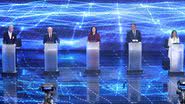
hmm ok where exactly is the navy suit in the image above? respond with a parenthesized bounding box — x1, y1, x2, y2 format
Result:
(126, 30, 142, 43)
(3, 32, 17, 44)
(43, 33, 60, 44)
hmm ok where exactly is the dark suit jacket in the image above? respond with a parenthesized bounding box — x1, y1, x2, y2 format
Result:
(3, 32, 17, 44)
(126, 30, 142, 43)
(43, 33, 60, 44)
(88, 33, 100, 42)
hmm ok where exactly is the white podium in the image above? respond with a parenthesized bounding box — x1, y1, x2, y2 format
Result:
(44, 43, 58, 72)
(85, 42, 100, 75)
(169, 44, 184, 75)
(2, 44, 16, 73)
(127, 42, 142, 74)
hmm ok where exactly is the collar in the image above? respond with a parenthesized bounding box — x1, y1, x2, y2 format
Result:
(8, 31, 12, 35)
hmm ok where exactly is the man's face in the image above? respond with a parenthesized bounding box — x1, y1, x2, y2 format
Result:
(48, 27, 53, 34)
(8, 26, 14, 33)
(131, 24, 136, 31)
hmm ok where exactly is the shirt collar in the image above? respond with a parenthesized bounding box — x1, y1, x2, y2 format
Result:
(8, 31, 12, 35)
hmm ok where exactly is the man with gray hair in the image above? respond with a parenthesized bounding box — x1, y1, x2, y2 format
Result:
(3, 25, 17, 44)
(43, 27, 60, 44)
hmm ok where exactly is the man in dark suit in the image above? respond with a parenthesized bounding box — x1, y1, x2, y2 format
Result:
(3, 25, 17, 44)
(126, 23, 142, 43)
(43, 27, 60, 44)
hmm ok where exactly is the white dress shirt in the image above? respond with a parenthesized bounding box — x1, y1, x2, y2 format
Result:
(8, 31, 12, 39)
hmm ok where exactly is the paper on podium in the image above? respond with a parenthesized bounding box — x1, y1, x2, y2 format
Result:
(170, 44, 184, 72)
(128, 42, 142, 71)
(44, 43, 58, 72)
(86, 42, 100, 70)
(2, 44, 16, 73)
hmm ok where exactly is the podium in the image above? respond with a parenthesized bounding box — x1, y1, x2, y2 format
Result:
(44, 43, 58, 73)
(2, 44, 16, 74)
(169, 44, 184, 76)
(127, 42, 142, 74)
(85, 42, 100, 75)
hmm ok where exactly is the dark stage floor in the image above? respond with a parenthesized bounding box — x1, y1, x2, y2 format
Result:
(0, 50, 184, 104)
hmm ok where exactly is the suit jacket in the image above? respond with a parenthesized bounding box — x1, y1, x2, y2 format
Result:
(43, 33, 60, 44)
(88, 33, 100, 42)
(3, 32, 17, 44)
(126, 30, 142, 43)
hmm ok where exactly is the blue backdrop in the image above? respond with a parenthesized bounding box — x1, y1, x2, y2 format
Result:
(0, 0, 185, 51)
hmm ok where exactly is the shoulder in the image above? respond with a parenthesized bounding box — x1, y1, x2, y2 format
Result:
(168, 37, 172, 41)
(127, 30, 132, 34)
(53, 32, 57, 35)
(96, 33, 100, 36)
(3, 32, 8, 35)
(88, 33, 91, 36)
(44, 34, 48, 37)
(137, 30, 141, 33)
(13, 33, 17, 36)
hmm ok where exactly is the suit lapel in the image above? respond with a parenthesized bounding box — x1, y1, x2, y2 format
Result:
(131, 31, 135, 38)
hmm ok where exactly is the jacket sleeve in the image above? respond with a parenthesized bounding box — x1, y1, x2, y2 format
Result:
(87, 34, 90, 42)
(138, 31, 142, 42)
(13, 34, 17, 44)
(43, 35, 46, 44)
(3, 32, 6, 44)
(97, 34, 100, 42)
(126, 31, 130, 43)
(56, 34, 60, 43)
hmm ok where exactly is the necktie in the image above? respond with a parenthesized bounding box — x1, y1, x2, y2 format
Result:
(133, 30, 136, 37)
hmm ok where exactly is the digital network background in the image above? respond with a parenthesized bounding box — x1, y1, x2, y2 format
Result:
(0, 0, 185, 51)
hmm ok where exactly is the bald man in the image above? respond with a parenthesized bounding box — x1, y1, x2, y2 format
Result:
(43, 27, 60, 44)
(3, 25, 17, 44)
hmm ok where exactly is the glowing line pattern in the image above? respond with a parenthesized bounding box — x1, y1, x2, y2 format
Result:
(0, 1, 185, 50)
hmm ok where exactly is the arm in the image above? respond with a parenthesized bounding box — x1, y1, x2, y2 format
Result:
(177, 37, 180, 43)
(87, 34, 91, 42)
(126, 31, 130, 43)
(97, 34, 100, 42)
(43, 35, 46, 44)
(56, 34, 60, 43)
(13, 34, 17, 44)
(168, 38, 171, 47)
(138, 31, 142, 42)
(3, 33, 6, 44)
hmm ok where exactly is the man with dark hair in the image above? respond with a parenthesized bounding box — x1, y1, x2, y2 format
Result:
(126, 23, 142, 43)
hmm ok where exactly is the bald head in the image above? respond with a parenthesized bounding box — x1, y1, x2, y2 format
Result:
(8, 25, 14, 33)
(47, 27, 53, 34)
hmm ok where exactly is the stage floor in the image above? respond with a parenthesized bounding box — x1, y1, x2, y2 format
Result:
(0, 50, 183, 104)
